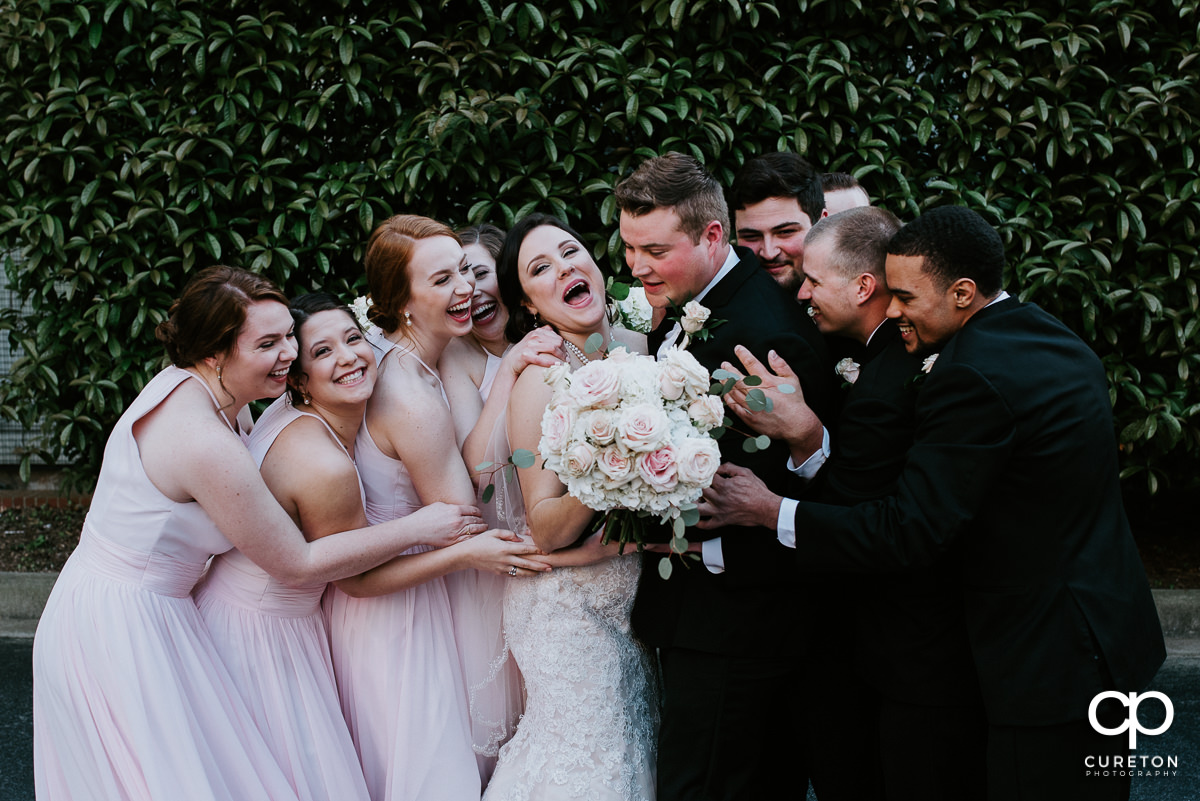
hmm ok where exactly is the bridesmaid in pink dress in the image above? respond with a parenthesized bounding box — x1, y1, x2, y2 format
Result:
(33, 267, 486, 801)
(324, 214, 553, 801)
(194, 293, 380, 801)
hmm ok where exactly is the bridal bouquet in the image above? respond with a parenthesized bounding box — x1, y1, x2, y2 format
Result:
(538, 346, 723, 566)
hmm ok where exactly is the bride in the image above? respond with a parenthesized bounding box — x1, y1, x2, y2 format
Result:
(478, 214, 657, 801)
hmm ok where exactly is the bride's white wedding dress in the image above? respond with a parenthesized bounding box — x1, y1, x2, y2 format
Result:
(480, 418, 657, 801)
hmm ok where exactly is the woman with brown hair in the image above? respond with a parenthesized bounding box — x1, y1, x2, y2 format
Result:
(324, 215, 551, 801)
(32, 266, 485, 801)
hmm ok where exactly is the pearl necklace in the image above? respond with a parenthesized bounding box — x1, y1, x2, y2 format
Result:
(563, 337, 596, 366)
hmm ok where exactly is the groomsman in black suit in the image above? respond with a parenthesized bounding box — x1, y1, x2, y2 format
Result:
(723, 206, 988, 800)
(702, 206, 1166, 801)
(614, 152, 835, 801)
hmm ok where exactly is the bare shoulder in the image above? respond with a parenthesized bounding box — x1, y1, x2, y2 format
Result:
(511, 363, 554, 406)
(611, 328, 648, 356)
(440, 335, 488, 388)
(135, 380, 260, 501)
(262, 417, 359, 504)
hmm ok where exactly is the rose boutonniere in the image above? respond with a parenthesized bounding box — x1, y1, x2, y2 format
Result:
(908, 352, 940, 387)
(667, 299, 726, 349)
(834, 357, 861, 388)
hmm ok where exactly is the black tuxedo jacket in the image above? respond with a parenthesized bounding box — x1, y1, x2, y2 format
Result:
(631, 246, 834, 656)
(787, 298, 1165, 725)
(827, 321, 978, 705)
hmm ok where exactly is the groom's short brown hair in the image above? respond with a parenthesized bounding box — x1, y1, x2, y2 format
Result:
(614, 152, 728, 245)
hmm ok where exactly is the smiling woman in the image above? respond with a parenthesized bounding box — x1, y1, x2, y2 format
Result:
(194, 293, 377, 801)
(323, 215, 550, 801)
(31, 266, 487, 801)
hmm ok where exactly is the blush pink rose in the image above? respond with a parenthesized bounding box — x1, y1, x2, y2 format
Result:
(597, 446, 633, 482)
(636, 447, 678, 492)
(687, 395, 725, 430)
(584, 410, 617, 445)
(617, 403, 669, 452)
(675, 437, 721, 485)
(568, 361, 621, 409)
(540, 404, 576, 453)
(564, 442, 598, 477)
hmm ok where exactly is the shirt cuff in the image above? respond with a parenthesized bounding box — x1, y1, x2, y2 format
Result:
(702, 538, 725, 574)
(786, 427, 830, 480)
(776, 498, 798, 549)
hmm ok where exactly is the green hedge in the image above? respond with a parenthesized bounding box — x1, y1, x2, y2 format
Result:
(1, 0, 1198, 493)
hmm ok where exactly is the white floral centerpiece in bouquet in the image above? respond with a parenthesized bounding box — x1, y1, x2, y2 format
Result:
(536, 345, 723, 576)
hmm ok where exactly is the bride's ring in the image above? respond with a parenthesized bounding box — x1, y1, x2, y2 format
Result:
(508, 566, 518, 577)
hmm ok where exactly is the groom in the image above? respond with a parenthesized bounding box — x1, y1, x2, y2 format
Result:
(614, 152, 835, 800)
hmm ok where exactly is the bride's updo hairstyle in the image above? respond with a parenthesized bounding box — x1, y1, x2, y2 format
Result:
(284, 292, 361, 406)
(364, 214, 461, 334)
(155, 265, 288, 367)
(496, 213, 588, 344)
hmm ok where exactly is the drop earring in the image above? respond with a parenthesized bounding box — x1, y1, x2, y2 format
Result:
(404, 310, 413, 327)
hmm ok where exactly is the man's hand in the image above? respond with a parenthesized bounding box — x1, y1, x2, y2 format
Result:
(722, 346, 823, 461)
(696, 464, 784, 531)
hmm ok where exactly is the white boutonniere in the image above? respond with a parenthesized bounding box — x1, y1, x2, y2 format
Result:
(908, 352, 940, 388)
(834, 357, 861, 386)
(670, 299, 725, 349)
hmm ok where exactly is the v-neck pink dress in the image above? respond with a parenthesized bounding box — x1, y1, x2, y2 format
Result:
(323, 337, 480, 801)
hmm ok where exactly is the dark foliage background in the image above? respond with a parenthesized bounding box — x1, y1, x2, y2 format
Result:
(1, 0, 1198, 497)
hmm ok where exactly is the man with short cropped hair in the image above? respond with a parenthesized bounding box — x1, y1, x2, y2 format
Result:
(615, 152, 834, 801)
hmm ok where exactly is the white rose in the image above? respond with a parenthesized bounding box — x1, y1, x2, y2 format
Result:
(675, 436, 722, 486)
(584, 409, 617, 445)
(617, 403, 670, 453)
(543, 362, 571, 392)
(540, 404, 575, 454)
(922, 353, 939, 374)
(564, 442, 598, 477)
(659, 347, 711, 399)
(835, 357, 861, 384)
(680, 300, 711, 334)
(568, 360, 622, 409)
(687, 395, 725, 430)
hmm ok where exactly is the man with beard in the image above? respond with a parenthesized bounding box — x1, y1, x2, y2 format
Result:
(728, 151, 826, 296)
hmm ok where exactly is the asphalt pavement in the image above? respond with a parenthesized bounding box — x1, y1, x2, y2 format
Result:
(3, 636, 1199, 800)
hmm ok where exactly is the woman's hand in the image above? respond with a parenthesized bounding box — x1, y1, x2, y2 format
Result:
(538, 529, 625, 567)
(410, 502, 489, 549)
(504, 326, 564, 379)
(458, 528, 553, 576)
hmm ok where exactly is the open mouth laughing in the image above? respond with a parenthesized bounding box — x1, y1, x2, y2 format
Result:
(447, 299, 472, 324)
(562, 279, 592, 307)
(471, 299, 498, 325)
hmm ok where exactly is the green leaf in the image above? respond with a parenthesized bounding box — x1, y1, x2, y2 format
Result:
(511, 449, 536, 469)
(481, 483, 495, 503)
(658, 557, 673, 580)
